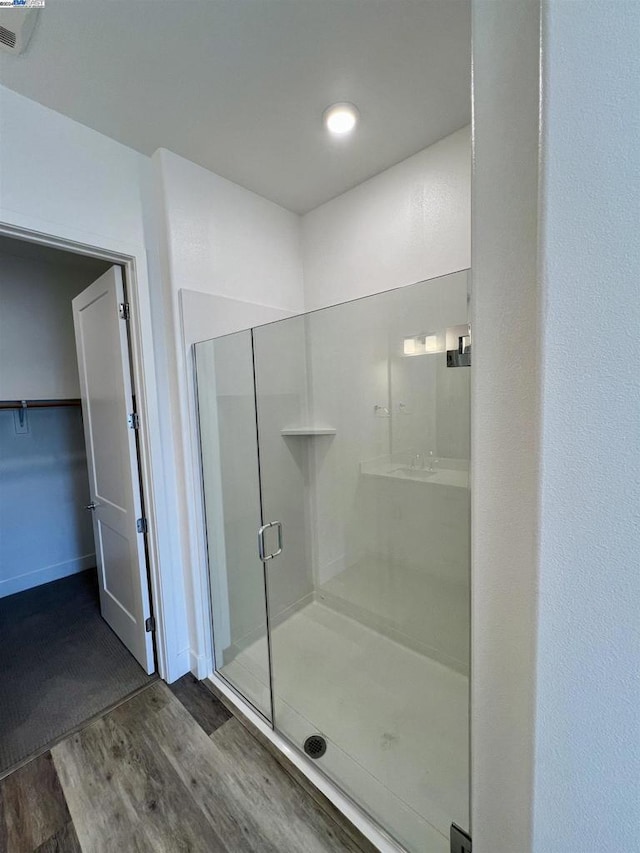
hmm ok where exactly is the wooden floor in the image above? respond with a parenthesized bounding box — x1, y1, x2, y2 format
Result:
(0, 676, 372, 853)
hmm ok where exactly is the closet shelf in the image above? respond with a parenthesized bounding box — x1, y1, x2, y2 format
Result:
(0, 399, 82, 410)
(280, 427, 337, 436)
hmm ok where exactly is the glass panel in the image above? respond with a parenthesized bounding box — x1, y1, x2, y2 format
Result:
(194, 331, 272, 720)
(252, 272, 470, 853)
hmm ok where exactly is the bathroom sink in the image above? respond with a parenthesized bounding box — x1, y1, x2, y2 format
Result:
(391, 466, 437, 480)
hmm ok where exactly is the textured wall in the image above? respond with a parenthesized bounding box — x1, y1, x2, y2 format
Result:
(0, 86, 148, 248)
(533, 2, 640, 850)
(155, 148, 304, 308)
(302, 126, 470, 310)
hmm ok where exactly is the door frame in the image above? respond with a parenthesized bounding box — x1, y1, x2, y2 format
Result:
(0, 220, 170, 680)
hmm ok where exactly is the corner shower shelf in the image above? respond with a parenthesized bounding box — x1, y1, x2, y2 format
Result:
(280, 427, 337, 436)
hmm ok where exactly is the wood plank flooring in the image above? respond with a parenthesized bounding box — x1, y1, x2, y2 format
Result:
(0, 753, 79, 853)
(168, 673, 232, 735)
(0, 677, 373, 853)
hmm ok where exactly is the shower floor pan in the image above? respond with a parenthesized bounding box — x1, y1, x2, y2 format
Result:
(220, 601, 468, 853)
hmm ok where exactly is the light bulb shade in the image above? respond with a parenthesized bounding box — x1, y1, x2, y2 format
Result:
(403, 334, 441, 356)
(403, 337, 418, 356)
(423, 335, 439, 354)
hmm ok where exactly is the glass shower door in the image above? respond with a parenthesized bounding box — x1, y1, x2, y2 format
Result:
(195, 330, 272, 720)
(252, 272, 470, 853)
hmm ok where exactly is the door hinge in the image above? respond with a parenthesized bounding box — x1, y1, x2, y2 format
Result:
(128, 412, 140, 430)
(136, 517, 147, 534)
(145, 616, 155, 633)
(450, 824, 472, 853)
(119, 302, 130, 320)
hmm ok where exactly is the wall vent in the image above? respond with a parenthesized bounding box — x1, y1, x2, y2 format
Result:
(0, 9, 39, 55)
(0, 26, 17, 50)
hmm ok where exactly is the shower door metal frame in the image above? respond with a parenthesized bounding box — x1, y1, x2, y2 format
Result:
(249, 328, 277, 728)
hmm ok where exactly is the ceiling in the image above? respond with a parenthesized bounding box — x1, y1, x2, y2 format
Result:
(0, 1, 471, 214)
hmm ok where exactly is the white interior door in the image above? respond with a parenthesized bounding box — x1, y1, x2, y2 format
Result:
(72, 266, 155, 674)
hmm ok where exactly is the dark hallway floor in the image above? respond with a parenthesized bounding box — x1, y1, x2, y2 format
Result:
(0, 571, 155, 776)
(0, 678, 373, 853)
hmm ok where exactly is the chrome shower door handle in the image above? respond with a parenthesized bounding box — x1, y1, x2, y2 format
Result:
(258, 521, 283, 562)
(258, 524, 269, 561)
(271, 521, 283, 559)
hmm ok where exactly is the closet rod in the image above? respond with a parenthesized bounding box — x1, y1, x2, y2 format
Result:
(0, 399, 82, 410)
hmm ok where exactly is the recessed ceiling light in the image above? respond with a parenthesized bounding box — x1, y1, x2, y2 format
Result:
(323, 102, 359, 136)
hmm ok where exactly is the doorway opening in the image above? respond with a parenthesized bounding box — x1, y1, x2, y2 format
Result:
(0, 234, 157, 777)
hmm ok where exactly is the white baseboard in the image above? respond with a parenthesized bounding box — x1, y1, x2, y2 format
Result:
(0, 554, 97, 599)
(189, 649, 210, 681)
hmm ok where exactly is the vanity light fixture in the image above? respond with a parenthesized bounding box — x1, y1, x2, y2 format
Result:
(323, 102, 359, 136)
(403, 334, 440, 356)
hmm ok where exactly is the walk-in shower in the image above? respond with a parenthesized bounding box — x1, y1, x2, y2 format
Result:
(195, 270, 471, 853)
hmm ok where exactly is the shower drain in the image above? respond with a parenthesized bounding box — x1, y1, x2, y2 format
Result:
(303, 734, 327, 759)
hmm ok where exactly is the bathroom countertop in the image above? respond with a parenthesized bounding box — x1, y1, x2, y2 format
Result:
(360, 459, 469, 489)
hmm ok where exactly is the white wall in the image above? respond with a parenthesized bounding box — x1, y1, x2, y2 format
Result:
(0, 407, 95, 597)
(179, 290, 292, 349)
(471, 2, 640, 851)
(0, 85, 187, 681)
(533, 2, 640, 850)
(152, 148, 305, 676)
(155, 149, 304, 308)
(0, 248, 109, 596)
(0, 250, 107, 400)
(302, 126, 471, 310)
(0, 87, 148, 251)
